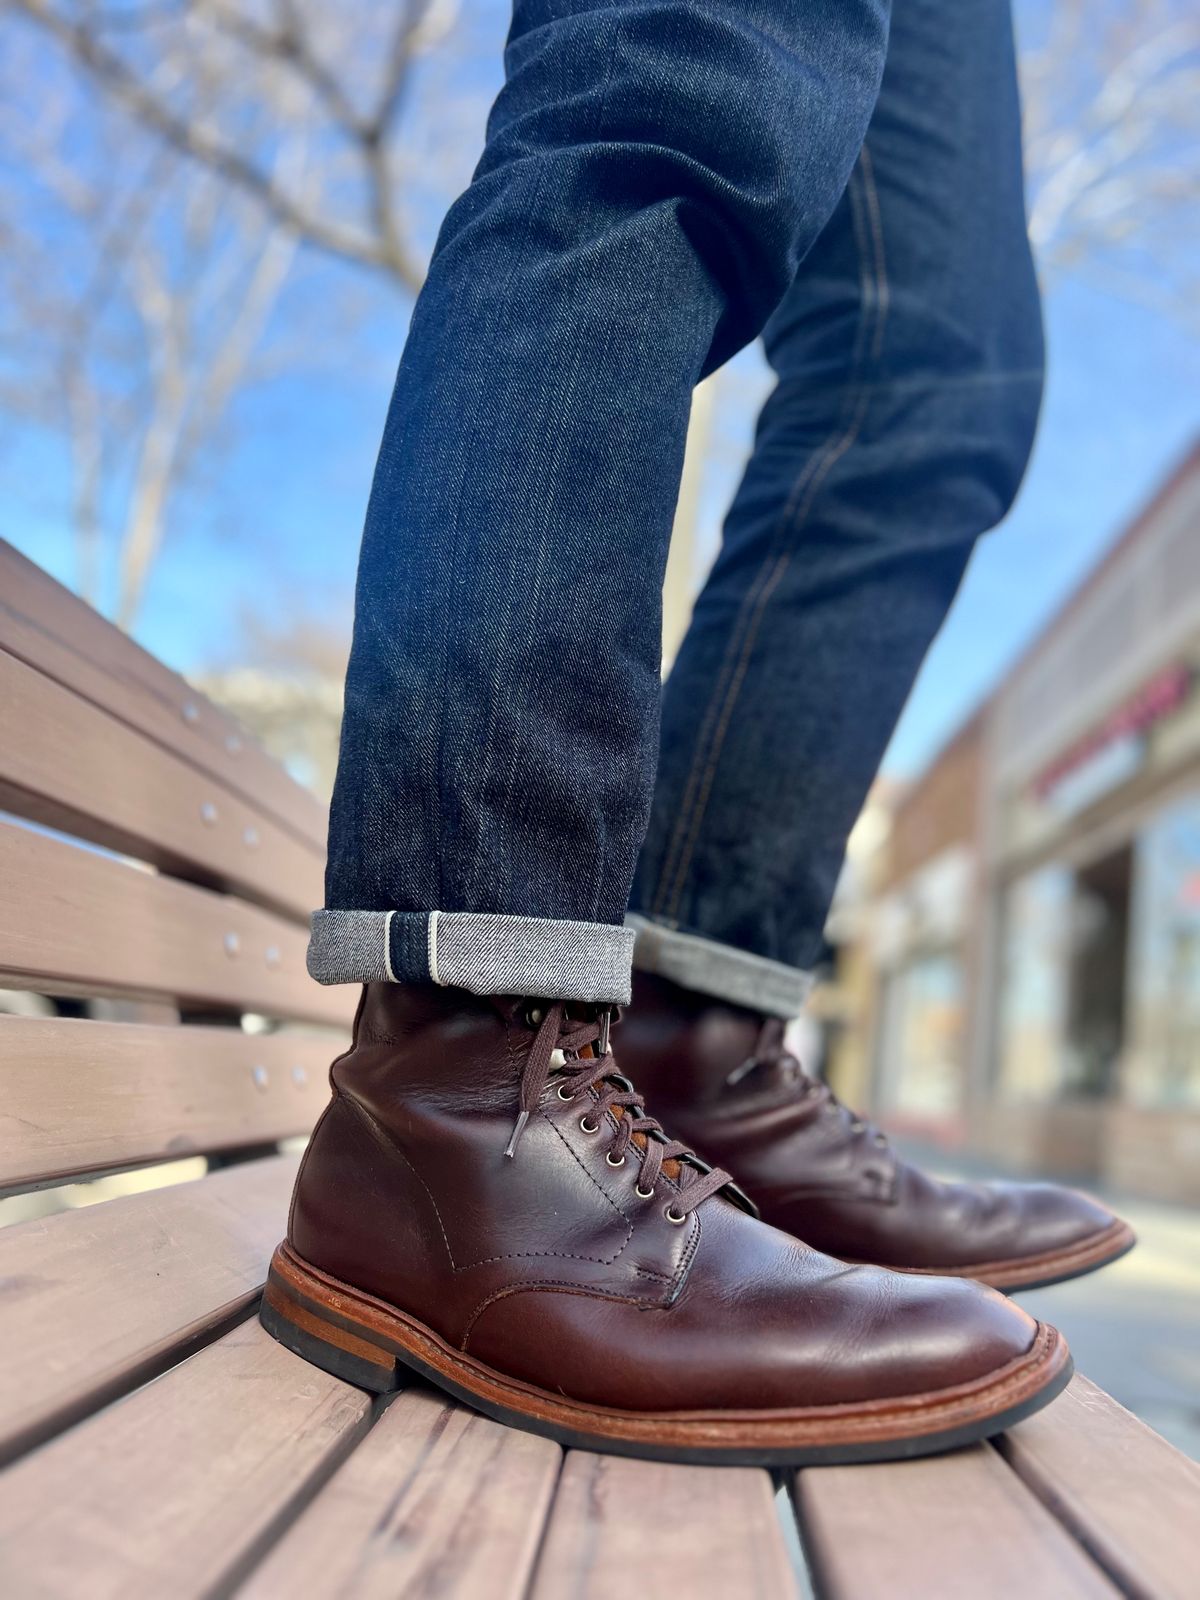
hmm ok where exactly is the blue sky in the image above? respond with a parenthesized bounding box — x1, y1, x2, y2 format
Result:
(5, 4, 1198, 784)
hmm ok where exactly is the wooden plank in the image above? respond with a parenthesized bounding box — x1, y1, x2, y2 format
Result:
(0, 539, 326, 852)
(0, 818, 350, 1026)
(532, 1452, 797, 1599)
(796, 1442, 1117, 1600)
(1001, 1374, 1200, 1600)
(0, 1154, 297, 1464)
(241, 1387, 560, 1599)
(0, 646, 323, 921)
(0, 1319, 370, 1600)
(0, 1015, 337, 1191)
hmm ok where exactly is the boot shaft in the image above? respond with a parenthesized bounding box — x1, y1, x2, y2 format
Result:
(616, 971, 766, 1110)
(331, 980, 525, 1120)
(288, 982, 705, 1345)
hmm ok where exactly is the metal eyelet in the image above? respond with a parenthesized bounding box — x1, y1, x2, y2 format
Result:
(635, 1184, 654, 1200)
(665, 1204, 687, 1226)
(556, 1084, 574, 1101)
(579, 1116, 599, 1134)
(606, 1151, 626, 1168)
(524, 1005, 544, 1027)
(874, 1131, 889, 1147)
(850, 1118, 866, 1133)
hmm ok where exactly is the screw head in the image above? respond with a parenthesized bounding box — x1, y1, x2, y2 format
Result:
(225, 733, 242, 754)
(182, 703, 200, 724)
(265, 945, 281, 969)
(291, 1065, 307, 1087)
(252, 1065, 269, 1091)
(242, 826, 259, 849)
(223, 932, 240, 957)
(200, 801, 218, 826)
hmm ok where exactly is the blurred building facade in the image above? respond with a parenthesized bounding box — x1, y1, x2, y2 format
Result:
(827, 441, 1200, 1205)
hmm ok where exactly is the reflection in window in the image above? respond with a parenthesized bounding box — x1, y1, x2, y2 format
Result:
(997, 867, 1073, 1103)
(877, 954, 964, 1119)
(1127, 794, 1200, 1109)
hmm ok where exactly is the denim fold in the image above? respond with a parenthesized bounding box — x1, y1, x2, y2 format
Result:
(309, 909, 635, 1004)
(627, 914, 813, 1019)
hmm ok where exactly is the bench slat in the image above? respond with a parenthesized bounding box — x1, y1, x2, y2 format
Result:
(0, 1015, 336, 1190)
(241, 1387, 560, 1599)
(0, 646, 322, 921)
(0, 819, 349, 1026)
(0, 1319, 370, 1600)
(532, 1452, 798, 1598)
(796, 1442, 1117, 1600)
(0, 1155, 295, 1464)
(1001, 1375, 1200, 1600)
(0, 540, 327, 852)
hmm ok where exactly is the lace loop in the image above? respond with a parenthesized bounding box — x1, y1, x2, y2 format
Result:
(506, 1001, 733, 1220)
(745, 1018, 890, 1151)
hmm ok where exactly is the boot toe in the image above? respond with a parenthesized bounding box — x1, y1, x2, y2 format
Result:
(1003, 1182, 1123, 1252)
(805, 1258, 1041, 1407)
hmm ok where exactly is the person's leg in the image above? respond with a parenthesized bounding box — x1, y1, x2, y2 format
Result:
(621, 0, 1133, 1290)
(631, 0, 1043, 1010)
(265, 0, 1073, 1461)
(309, 0, 890, 1008)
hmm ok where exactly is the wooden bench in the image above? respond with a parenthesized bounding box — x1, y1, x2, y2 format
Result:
(1, 537, 1198, 1598)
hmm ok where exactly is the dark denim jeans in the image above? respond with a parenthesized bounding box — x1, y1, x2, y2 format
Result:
(311, 0, 1042, 1012)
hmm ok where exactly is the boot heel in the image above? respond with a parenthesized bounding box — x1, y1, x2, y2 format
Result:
(260, 1246, 403, 1395)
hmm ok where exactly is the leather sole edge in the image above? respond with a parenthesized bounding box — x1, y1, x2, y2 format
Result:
(259, 1242, 1073, 1467)
(868, 1218, 1138, 1295)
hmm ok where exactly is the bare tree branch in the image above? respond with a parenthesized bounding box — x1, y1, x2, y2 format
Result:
(1021, 0, 1200, 324)
(6, 0, 426, 287)
(0, 0, 478, 626)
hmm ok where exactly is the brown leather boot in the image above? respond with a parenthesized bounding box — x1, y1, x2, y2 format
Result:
(618, 972, 1135, 1293)
(261, 981, 1071, 1464)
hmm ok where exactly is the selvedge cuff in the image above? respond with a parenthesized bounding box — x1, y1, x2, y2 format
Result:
(308, 909, 634, 1005)
(626, 913, 814, 1019)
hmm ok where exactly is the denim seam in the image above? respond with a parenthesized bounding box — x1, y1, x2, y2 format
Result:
(383, 909, 396, 983)
(649, 164, 877, 923)
(860, 145, 889, 360)
(432, 157, 554, 913)
(651, 149, 888, 927)
(459, 21, 620, 923)
(771, 368, 1044, 401)
(658, 169, 884, 919)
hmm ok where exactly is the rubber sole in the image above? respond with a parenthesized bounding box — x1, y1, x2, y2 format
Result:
(867, 1218, 1138, 1296)
(259, 1242, 1074, 1467)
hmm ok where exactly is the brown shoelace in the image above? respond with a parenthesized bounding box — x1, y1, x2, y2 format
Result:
(745, 1017, 891, 1151)
(506, 1001, 734, 1220)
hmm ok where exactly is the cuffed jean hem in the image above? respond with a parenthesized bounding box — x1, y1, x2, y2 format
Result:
(626, 914, 814, 1019)
(307, 909, 635, 1004)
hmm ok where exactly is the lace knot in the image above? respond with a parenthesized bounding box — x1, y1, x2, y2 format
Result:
(505, 1000, 745, 1221)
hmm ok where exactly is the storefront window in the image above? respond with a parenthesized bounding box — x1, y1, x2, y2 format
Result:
(876, 953, 964, 1119)
(997, 866, 1073, 1102)
(1125, 792, 1200, 1109)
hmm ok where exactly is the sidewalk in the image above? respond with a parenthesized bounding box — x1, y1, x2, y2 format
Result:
(897, 1138, 1200, 1460)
